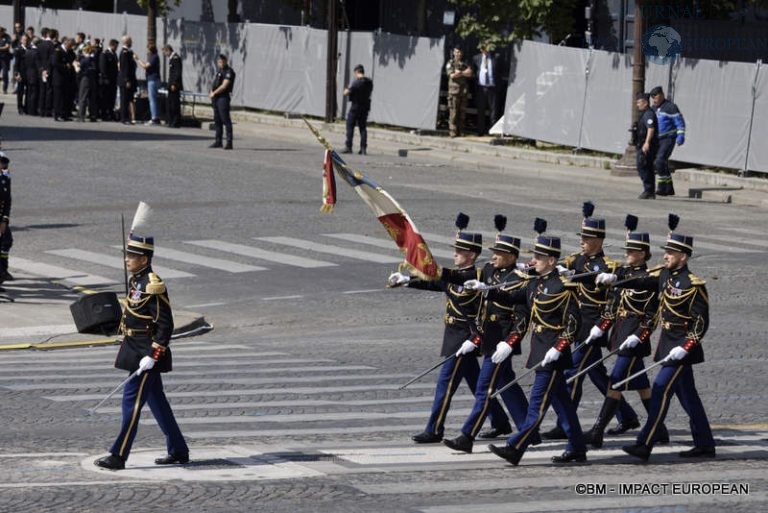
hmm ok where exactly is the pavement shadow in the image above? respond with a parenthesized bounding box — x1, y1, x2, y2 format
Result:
(1, 277, 82, 305)
(3, 124, 210, 143)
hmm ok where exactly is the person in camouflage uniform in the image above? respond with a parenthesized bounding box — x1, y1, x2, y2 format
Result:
(445, 47, 472, 138)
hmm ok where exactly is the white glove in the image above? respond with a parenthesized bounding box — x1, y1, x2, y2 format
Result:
(620, 334, 641, 351)
(387, 272, 410, 287)
(584, 325, 604, 345)
(463, 279, 489, 291)
(516, 262, 528, 271)
(556, 265, 574, 278)
(491, 341, 513, 364)
(596, 272, 617, 285)
(137, 356, 155, 375)
(455, 339, 478, 356)
(543, 347, 561, 366)
(667, 346, 688, 361)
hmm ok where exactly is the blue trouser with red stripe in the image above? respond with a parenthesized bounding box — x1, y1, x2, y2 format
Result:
(110, 372, 188, 461)
(425, 354, 508, 436)
(461, 355, 529, 438)
(636, 364, 714, 449)
(506, 369, 586, 453)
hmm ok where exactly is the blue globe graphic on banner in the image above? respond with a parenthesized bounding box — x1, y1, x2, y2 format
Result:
(643, 25, 682, 63)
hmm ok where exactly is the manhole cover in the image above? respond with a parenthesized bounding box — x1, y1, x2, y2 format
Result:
(269, 452, 343, 463)
(183, 458, 246, 470)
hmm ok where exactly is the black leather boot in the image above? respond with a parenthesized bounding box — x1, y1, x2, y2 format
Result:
(443, 434, 474, 454)
(584, 397, 620, 449)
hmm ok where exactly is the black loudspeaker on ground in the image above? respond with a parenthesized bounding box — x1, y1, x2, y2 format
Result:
(70, 292, 121, 334)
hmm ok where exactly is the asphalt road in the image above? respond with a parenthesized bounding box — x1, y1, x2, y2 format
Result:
(1, 110, 767, 513)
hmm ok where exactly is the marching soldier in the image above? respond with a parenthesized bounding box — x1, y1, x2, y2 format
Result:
(388, 213, 510, 444)
(544, 203, 639, 440)
(598, 228, 715, 461)
(442, 215, 539, 453)
(582, 216, 668, 449)
(471, 226, 587, 465)
(445, 47, 472, 138)
(94, 234, 189, 470)
(0, 152, 12, 291)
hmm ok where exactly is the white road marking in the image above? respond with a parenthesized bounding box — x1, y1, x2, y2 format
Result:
(46, 249, 195, 279)
(185, 240, 336, 268)
(256, 236, 403, 264)
(323, 233, 456, 260)
(9, 257, 115, 286)
(112, 245, 266, 273)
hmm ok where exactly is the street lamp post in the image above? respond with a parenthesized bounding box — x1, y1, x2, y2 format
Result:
(612, 0, 645, 176)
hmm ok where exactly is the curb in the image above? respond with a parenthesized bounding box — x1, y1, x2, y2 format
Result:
(0, 315, 212, 352)
(192, 106, 616, 170)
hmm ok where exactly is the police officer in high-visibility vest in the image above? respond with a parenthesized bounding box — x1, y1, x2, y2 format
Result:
(94, 234, 189, 470)
(650, 86, 685, 196)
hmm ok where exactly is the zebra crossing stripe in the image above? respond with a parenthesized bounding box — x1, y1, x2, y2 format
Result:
(45, 249, 194, 279)
(323, 233, 456, 260)
(256, 236, 404, 264)
(43, 383, 438, 402)
(0, 365, 376, 382)
(5, 373, 415, 391)
(184, 240, 337, 268)
(110, 245, 267, 273)
(9, 257, 115, 286)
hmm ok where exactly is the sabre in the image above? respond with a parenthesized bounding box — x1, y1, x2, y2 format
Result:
(490, 362, 541, 399)
(609, 264, 664, 288)
(566, 346, 620, 384)
(88, 370, 140, 414)
(491, 341, 587, 398)
(611, 357, 669, 389)
(398, 355, 455, 390)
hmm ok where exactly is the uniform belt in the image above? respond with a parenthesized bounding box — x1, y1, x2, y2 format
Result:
(531, 323, 562, 333)
(444, 314, 468, 325)
(662, 321, 688, 330)
(124, 328, 152, 336)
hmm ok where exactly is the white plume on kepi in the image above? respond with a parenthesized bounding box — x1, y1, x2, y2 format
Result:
(129, 201, 152, 234)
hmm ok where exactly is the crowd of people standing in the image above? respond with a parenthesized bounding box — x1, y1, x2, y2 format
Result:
(4, 24, 183, 127)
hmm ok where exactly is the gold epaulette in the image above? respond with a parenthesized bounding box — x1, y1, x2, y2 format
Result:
(514, 269, 529, 279)
(605, 258, 620, 272)
(648, 269, 662, 278)
(689, 273, 706, 286)
(146, 272, 166, 295)
(563, 253, 578, 267)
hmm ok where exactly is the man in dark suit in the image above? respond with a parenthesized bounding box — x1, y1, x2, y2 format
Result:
(24, 37, 40, 116)
(37, 28, 54, 117)
(99, 39, 119, 120)
(52, 37, 73, 121)
(117, 36, 137, 124)
(472, 44, 502, 136)
(163, 45, 183, 128)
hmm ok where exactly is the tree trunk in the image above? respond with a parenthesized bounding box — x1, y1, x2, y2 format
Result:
(147, 0, 157, 47)
(416, 0, 427, 35)
(228, 0, 239, 23)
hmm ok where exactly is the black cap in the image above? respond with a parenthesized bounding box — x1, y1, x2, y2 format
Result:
(662, 233, 693, 256)
(126, 234, 155, 257)
(354, 64, 365, 74)
(649, 86, 663, 97)
(635, 92, 649, 102)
